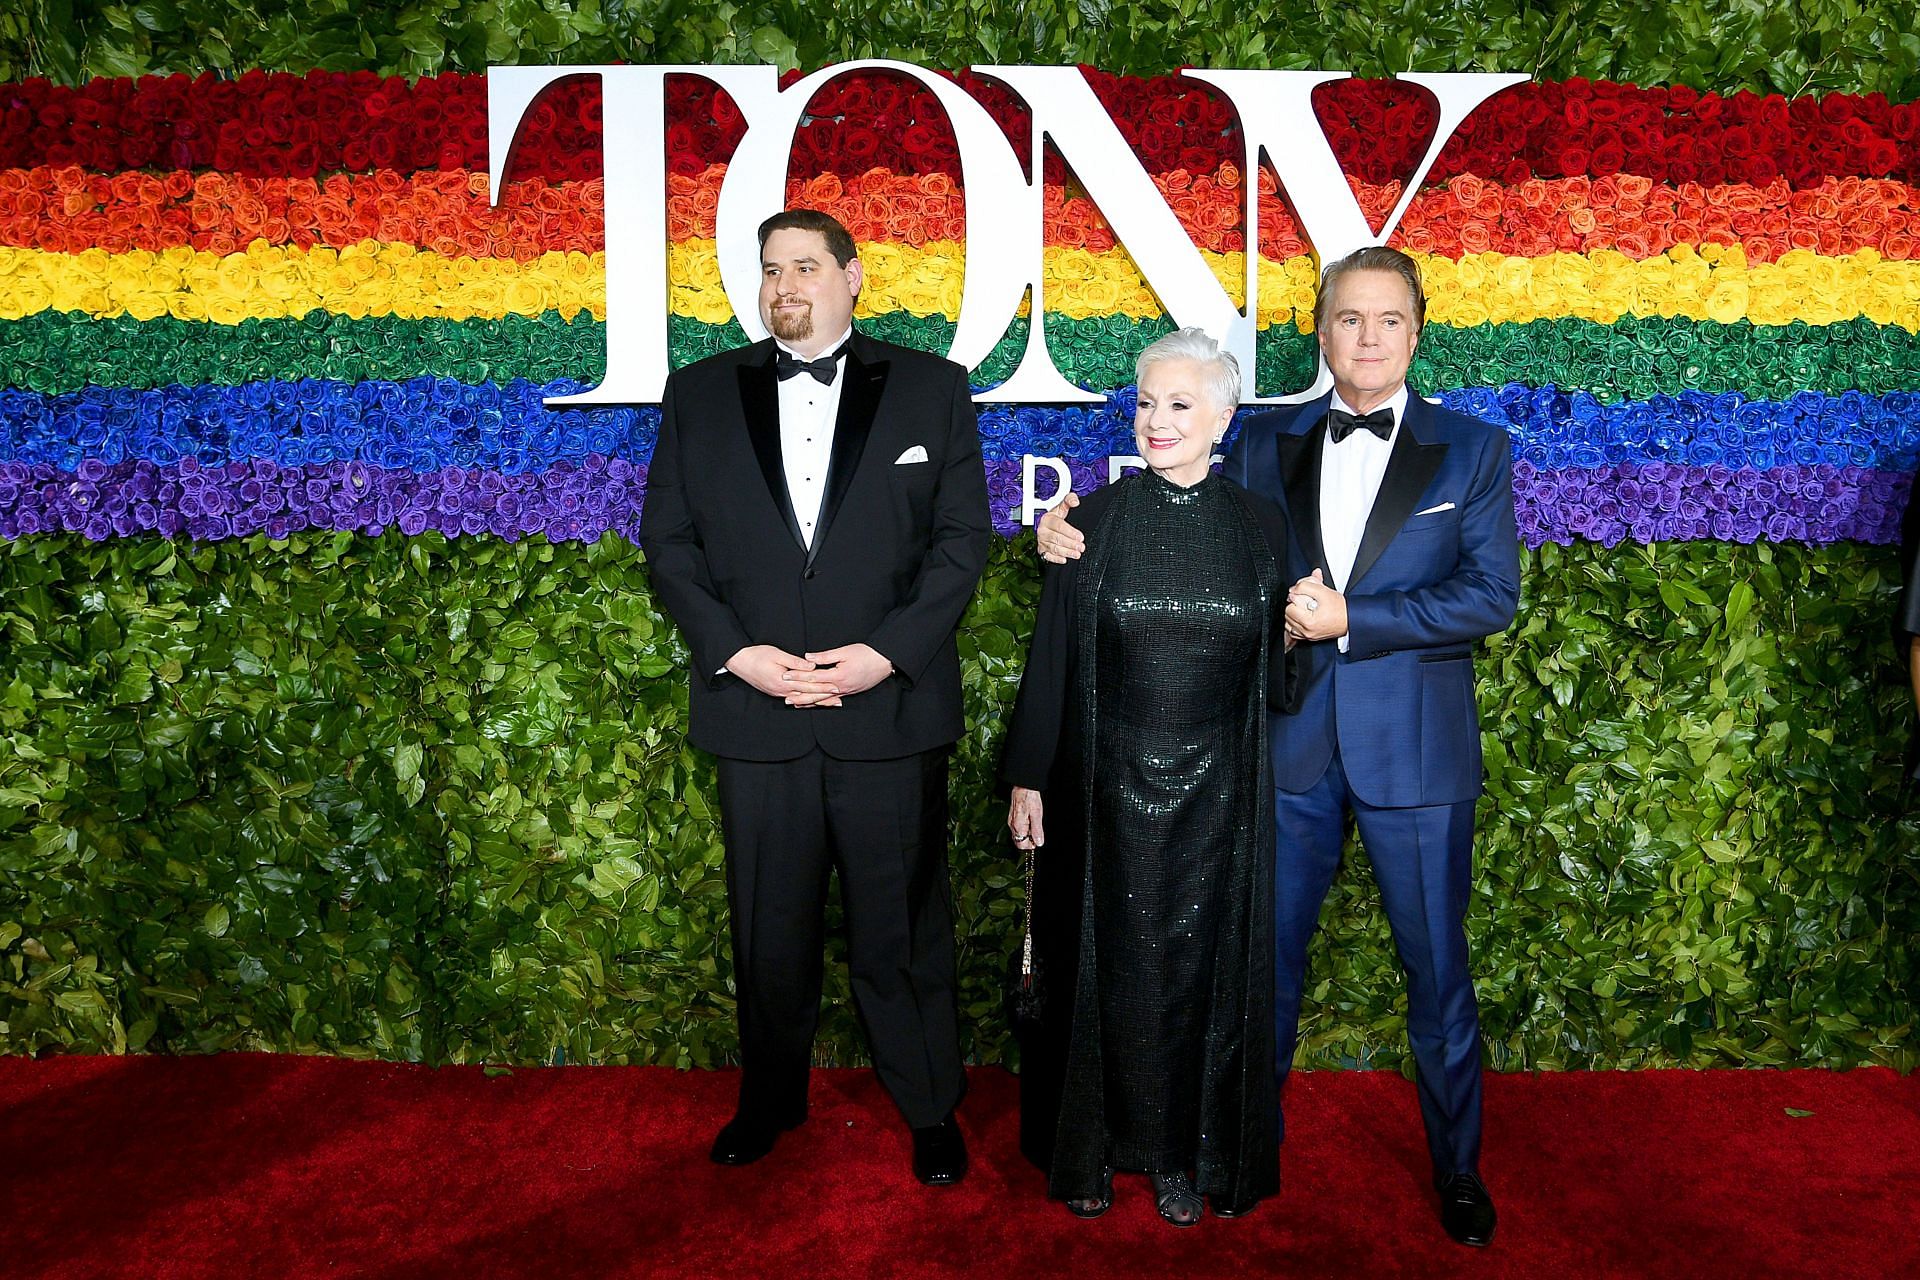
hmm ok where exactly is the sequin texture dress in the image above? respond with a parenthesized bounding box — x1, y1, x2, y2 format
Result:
(1002, 468, 1282, 1209)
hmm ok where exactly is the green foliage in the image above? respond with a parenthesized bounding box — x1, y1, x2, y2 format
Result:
(3, 533, 1915, 1069)
(4, 0, 1918, 98)
(1312, 539, 1920, 1071)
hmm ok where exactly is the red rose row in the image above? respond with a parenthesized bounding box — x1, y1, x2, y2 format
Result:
(2, 69, 1915, 190)
(7, 162, 1913, 266)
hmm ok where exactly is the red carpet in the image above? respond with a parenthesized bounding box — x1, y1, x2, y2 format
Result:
(2, 1057, 1916, 1278)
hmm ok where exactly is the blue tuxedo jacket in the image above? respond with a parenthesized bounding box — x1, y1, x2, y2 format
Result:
(1225, 392, 1520, 808)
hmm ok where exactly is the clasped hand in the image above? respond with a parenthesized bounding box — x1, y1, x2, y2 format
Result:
(726, 642, 894, 707)
(1284, 569, 1347, 643)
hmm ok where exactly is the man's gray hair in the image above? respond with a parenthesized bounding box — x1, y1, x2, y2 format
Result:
(1134, 326, 1242, 409)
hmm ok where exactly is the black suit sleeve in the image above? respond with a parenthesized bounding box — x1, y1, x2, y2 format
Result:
(638, 373, 754, 686)
(864, 363, 992, 689)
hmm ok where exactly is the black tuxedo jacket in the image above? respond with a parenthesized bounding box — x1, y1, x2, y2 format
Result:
(639, 332, 991, 762)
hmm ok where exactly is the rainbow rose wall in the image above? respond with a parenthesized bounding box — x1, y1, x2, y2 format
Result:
(1, 60, 1916, 1070)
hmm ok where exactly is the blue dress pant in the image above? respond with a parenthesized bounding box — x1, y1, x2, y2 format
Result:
(1273, 746, 1484, 1177)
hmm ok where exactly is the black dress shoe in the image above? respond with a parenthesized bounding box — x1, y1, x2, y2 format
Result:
(709, 1114, 799, 1166)
(910, 1116, 968, 1185)
(1435, 1172, 1497, 1246)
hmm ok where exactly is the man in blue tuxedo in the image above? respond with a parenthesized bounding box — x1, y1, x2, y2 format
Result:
(1038, 246, 1519, 1246)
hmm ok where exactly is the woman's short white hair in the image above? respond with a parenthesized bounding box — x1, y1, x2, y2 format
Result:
(1134, 326, 1242, 410)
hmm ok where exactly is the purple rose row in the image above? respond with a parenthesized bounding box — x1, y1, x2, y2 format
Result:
(0, 455, 647, 544)
(0, 455, 1908, 546)
(1511, 459, 1910, 547)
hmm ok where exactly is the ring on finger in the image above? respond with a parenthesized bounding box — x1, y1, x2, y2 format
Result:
(1304, 595, 1320, 612)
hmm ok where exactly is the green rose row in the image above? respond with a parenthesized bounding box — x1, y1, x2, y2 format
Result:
(2, 531, 1915, 1069)
(4, 310, 1918, 401)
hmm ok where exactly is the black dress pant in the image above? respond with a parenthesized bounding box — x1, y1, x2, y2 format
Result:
(715, 746, 964, 1130)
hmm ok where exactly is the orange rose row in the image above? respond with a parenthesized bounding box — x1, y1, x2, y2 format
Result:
(2, 163, 1915, 265)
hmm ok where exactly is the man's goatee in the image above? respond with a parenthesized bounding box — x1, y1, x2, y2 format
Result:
(769, 309, 813, 342)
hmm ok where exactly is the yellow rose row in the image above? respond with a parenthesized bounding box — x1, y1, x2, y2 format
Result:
(1, 240, 1914, 331)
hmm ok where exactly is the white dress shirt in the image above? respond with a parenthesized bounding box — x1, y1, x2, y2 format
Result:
(1319, 384, 1409, 652)
(720, 328, 855, 676)
(775, 326, 853, 549)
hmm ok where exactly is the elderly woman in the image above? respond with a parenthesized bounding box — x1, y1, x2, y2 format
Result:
(1001, 328, 1294, 1225)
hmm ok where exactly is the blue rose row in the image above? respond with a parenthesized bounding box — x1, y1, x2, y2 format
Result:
(4, 379, 1920, 475)
(0, 456, 1907, 547)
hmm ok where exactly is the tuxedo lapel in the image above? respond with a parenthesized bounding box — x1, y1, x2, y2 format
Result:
(807, 338, 889, 570)
(1276, 410, 1332, 583)
(736, 344, 806, 551)
(1347, 395, 1449, 590)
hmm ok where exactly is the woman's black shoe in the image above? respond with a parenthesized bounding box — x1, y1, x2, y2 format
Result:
(1151, 1172, 1204, 1227)
(1065, 1167, 1114, 1218)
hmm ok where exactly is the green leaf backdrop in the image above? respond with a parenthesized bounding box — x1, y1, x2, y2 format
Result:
(2, 1, 1918, 1070)
(6, 0, 1920, 99)
(4, 532, 1916, 1068)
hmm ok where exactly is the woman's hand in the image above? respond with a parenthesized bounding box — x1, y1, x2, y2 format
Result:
(1008, 787, 1046, 850)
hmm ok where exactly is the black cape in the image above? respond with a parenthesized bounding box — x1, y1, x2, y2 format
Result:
(1002, 473, 1296, 1208)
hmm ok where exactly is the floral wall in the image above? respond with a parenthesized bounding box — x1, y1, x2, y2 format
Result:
(1, 8, 1916, 1069)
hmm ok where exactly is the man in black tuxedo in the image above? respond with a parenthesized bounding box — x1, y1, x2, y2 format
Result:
(639, 209, 989, 1184)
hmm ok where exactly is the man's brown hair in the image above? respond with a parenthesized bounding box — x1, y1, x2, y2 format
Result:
(757, 208, 858, 267)
(1313, 245, 1427, 334)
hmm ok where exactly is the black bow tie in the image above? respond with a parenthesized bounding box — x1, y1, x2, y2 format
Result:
(774, 345, 848, 385)
(1327, 406, 1395, 443)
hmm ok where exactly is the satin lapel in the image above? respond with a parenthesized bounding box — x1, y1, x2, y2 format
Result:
(1276, 417, 1332, 582)
(1347, 396, 1450, 590)
(806, 342, 888, 570)
(736, 346, 806, 551)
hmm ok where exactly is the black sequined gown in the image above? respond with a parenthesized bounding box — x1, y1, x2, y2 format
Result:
(1002, 469, 1282, 1209)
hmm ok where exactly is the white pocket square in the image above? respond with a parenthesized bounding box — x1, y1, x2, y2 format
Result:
(894, 446, 929, 465)
(1414, 501, 1456, 516)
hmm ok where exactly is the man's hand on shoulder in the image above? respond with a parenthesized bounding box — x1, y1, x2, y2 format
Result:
(1036, 491, 1085, 564)
(726, 645, 817, 699)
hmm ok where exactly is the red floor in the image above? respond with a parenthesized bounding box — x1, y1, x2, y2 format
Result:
(2, 1056, 1915, 1278)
